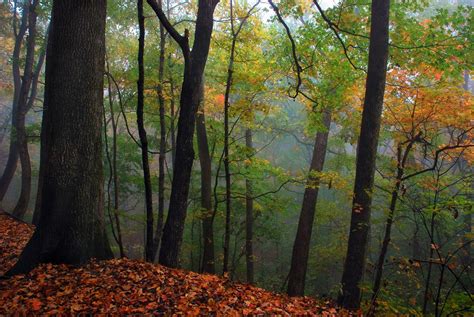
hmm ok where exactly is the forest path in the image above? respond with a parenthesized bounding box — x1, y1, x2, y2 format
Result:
(0, 215, 349, 315)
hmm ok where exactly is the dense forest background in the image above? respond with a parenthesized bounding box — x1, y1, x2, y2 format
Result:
(0, 0, 472, 315)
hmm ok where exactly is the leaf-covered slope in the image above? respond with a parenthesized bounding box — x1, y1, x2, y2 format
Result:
(0, 214, 349, 315)
(0, 213, 34, 276)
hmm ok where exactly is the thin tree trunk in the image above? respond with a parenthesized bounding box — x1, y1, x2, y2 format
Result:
(369, 139, 417, 314)
(26, 24, 48, 114)
(339, 0, 390, 309)
(103, 92, 119, 253)
(105, 58, 125, 258)
(196, 78, 215, 274)
(0, 1, 28, 201)
(434, 262, 446, 317)
(461, 71, 472, 268)
(223, 0, 237, 274)
(12, 0, 39, 219)
(245, 128, 254, 284)
(31, 25, 50, 226)
(168, 63, 177, 166)
(422, 213, 436, 315)
(137, 0, 154, 262)
(222, 49, 234, 274)
(412, 221, 421, 259)
(7, 0, 112, 275)
(423, 186, 440, 315)
(220, 0, 257, 275)
(152, 5, 166, 261)
(369, 180, 401, 311)
(287, 109, 331, 296)
(0, 113, 11, 145)
(166, 1, 176, 167)
(111, 92, 124, 258)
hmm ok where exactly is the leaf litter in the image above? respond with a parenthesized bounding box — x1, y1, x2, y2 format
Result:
(0, 213, 354, 315)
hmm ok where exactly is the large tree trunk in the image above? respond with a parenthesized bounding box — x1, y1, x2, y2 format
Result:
(338, 0, 390, 309)
(245, 128, 254, 284)
(137, 0, 155, 262)
(7, 0, 113, 275)
(287, 109, 331, 296)
(12, 0, 39, 219)
(196, 79, 215, 274)
(0, 1, 29, 201)
(148, 0, 219, 268)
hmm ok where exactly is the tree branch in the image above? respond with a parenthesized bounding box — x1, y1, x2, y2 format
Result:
(268, 0, 318, 103)
(312, 0, 364, 72)
(146, 0, 189, 52)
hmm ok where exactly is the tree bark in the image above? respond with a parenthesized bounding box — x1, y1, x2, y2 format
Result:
(12, 0, 39, 219)
(7, 0, 113, 275)
(338, 0, 390, 309)
(245, 128, 255, 284)
(196, 79, 215, 274)
(147, 0, 219, 268)
(287, 109, 331, 296)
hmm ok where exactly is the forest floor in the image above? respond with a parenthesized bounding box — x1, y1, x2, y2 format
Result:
(0, 213, 352, 315)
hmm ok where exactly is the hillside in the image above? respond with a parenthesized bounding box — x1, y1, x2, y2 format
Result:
(0, 214, 350, 315)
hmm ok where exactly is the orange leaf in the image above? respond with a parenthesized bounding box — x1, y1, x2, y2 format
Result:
(30, 298, 42, 311)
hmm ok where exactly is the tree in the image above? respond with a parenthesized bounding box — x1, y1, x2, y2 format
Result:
(222, 0, 258, 275)
(367, 67, 473, 314)
(11, 0, 40, 219)
(267, 0, 354, 295)
(196, 78, 215, 274)
(245, 127, 254, 283)
(0, 1, 29, 203)
(151, 0, 167, 262)
(0, 1, 47, 219)
(287, 109, 331, 296)
(7, 0, 113, 275)
(137, 0, 155, 262)
(338, 0, 390, 309)
(147, 0, 220, 267)
(104, 57, 125, 258)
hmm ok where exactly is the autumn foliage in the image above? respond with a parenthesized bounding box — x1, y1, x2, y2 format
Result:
(0, 213, 34, 276)
(0, 214, 351, 315)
